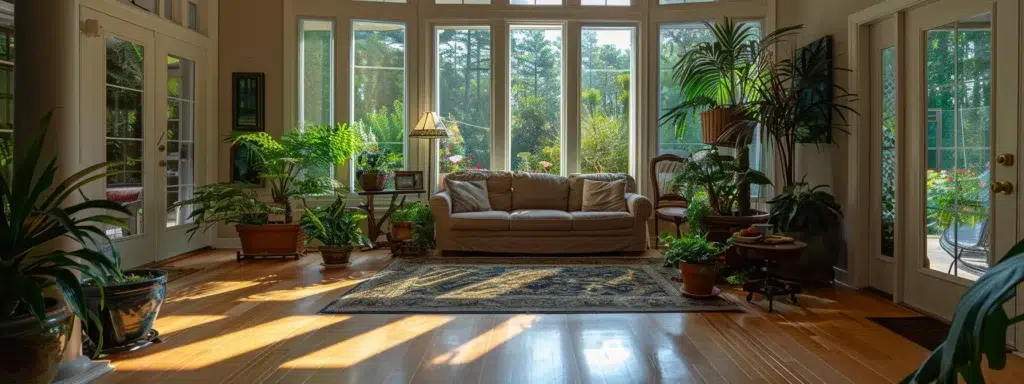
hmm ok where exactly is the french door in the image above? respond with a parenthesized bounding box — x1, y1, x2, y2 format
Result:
(901, 0, 1019, 346)
(80, 7, 210, 268)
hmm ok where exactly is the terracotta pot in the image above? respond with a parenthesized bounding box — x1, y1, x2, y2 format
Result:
(84, 269, 168, 351)
(679, 263, 719, 296)
(0, 299, 72, 384)
(359, 172, 389, 191)
(700, 106, 751, 147)
(236, 224, 306, 256)
(391, 222, 414, 241)
(320, 245, 354, 267)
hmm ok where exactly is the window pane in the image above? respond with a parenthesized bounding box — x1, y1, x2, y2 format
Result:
(657, 23, 714, 156)
(353, 21, 407, 177)
(437, 27, 492, 173)
(300, 20, 334, 127)
(881, 46, 897, 258)
(581, 27, 633, 174)
(166, 56, 196, 227)
(582, 0, 630, 5)
(164, 0, 174, 20)
(119, 0, 158, 13)
(660, 0, 714, 4)
(510, 25, 562, 174)
(187, 2, 197, 30)
(105, 37, 145, 239)
(924, 15, 992, 281)
(511, 0, 563, 5)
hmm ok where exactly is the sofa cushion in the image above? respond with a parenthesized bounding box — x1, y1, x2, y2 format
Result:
(447, 179, 492, 213)
(570, 211, 634, 231)
(450, 211, 511, 231)
(442, 170, 514, 211)
(568, 173, 635, 211)
(509, 209, 572, 231)
(582, 179, 627, 212)
(511, 173, 569, 211)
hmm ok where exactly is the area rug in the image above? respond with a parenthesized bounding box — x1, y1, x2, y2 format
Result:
(867, 316, 950, 351)
(320, 257, 742, 314)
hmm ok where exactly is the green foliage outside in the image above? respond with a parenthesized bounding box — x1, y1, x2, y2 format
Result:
(925, 169, 987, 236)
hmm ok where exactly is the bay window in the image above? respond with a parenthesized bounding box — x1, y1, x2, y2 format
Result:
(437, 26, 493, 173)
(580, 26, 634, 174)
(510, 25, 564, 174)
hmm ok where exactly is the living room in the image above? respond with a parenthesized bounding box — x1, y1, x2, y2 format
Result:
(4, 0, 1024, 383)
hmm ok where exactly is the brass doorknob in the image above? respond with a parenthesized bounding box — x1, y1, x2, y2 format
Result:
(991, 181, 1014, 195)
(158, 144, 166, 152)
(997, 153, 1015, 166)
(158, 160, 167, 167)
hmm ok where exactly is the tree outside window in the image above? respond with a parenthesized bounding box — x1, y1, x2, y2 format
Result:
(510, 26, 563, 174)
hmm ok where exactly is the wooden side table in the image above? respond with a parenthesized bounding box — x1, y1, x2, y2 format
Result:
(733, 241, 808, 312)
(356, 189, 426, 249)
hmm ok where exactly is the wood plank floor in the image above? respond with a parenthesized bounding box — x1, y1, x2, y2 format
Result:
(96, 249, 1024, 384)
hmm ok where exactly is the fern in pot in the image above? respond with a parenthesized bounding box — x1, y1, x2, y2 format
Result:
(300, 195, 371, 268)
(661, 232, 731, 297)
(0, 117, 130, 383)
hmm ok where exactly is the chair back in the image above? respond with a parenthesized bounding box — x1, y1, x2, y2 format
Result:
(649, 154, 688, 208)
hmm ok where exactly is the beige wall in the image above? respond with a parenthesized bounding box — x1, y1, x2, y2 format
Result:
(217, 0, 284, 239)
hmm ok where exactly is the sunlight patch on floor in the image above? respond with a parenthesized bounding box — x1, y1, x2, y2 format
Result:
(115, 315, 351, 370)
(164, 279, 276, 303)
(280, 315, 455, 369)
(239, 278, 362, 302)
(430, 314, 539, 366)
(153, 315, 228, 336)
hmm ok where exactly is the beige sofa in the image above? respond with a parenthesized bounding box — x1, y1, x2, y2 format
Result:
(429, 170, 653, 254)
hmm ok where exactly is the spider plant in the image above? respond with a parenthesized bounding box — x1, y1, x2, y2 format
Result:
(0, 113, 132, 351)
(230, 123, 362, 223)
(904, 237, 1024, 384)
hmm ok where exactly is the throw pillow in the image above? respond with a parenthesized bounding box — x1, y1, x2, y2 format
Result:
(447, 179, 492, 213)
(582, 179, 627, 212)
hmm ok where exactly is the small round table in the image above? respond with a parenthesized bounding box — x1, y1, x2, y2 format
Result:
(733, 240, 807, 312)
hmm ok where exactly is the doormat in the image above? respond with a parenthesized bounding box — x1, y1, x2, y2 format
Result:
(321, 257, 742, 314)
(867, 316, 949, 351)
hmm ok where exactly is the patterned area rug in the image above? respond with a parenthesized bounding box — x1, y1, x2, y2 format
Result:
(321, 257, 742, 314)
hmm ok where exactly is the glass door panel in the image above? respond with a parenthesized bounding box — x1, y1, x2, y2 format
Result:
(165, 55, 195, 228)
(922, 15, 992, 281)
(105, 36, 147, 240)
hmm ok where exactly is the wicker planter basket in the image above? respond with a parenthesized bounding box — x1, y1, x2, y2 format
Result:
(700, 107, 747, 147)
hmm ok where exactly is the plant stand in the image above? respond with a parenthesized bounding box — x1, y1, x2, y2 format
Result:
(356, 189, 426, 249)
(734, 241, 807, 312)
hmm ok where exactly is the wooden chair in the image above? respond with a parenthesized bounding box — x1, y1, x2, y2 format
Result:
(649, 154, 689, 245)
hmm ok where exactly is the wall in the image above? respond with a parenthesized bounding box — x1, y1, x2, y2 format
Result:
(217, 0, 283, 240)
(775, 0, 885, 270)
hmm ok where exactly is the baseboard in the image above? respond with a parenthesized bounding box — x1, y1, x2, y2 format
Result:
(55, 356, 114, 384)
(214, 237, 241, 249)
(832, 266, 853, 288)
(137, 246, 213, 268)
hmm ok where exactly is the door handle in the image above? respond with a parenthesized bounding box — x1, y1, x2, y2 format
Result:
(997, 153, 1014, 166)
(158, 160, 167, 167)
(991, 181, 1014, 195)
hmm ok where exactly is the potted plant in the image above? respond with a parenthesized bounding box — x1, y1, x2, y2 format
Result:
(766, 178, 844, 283)
(674, 147, 773, 245)
(390, 201, 431, 242)
(82, 268, 168, 354)
(660, 232, 731, 296)
(175, 123, 361, 259)
(299, 195, 372, 267)
(356, 148, 402, 191)
(0, 116, 129, 383)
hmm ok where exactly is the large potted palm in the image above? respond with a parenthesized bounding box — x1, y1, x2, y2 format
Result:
(0, 116, 130, 383)
(661, 18, 800, 216)
(175, 123, 362, 260)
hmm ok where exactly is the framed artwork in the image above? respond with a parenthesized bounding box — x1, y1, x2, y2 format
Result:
(230, 143, 263, 186)
(794, 35, 835, 144)
(232, 72, 265, 131)
(394, 171, 424, 191)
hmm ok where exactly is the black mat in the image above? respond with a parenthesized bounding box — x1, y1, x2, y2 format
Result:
(867, 316, 949, 351)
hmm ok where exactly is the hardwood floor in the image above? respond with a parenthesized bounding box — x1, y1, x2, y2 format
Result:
(96, 249, 1024, 384)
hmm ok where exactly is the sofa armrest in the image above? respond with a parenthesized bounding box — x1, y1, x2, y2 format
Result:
(429, 192, 453, 227)
(625, 193, 653, 222)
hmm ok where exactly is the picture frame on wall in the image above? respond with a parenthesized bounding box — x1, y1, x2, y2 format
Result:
(394, 171, 424, 191)
(230, 143, 264, 186)
(232, 72, 265, 131)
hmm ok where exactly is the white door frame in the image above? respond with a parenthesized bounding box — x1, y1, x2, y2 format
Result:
(848, 0, 1022, 349)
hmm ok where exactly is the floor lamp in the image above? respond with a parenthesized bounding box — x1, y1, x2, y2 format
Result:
(410, 112, 450, 195)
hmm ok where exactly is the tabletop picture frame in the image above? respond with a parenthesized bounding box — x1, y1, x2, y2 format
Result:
(232, 72, 265, 131)
(394, 171, 423, 191)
